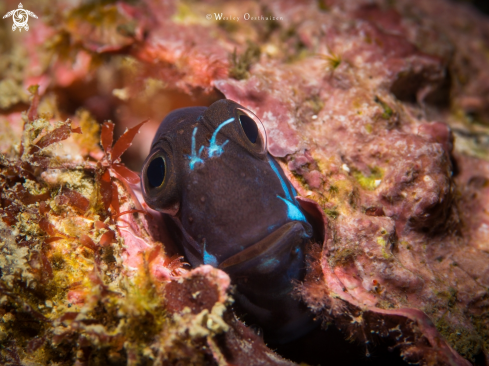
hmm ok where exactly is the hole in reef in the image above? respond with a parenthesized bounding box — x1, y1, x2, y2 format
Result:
(472, 349, 488, 366)
(389, 69, 451, 108)
(269, 326, 411, 366)
(453, 0, 489, 15)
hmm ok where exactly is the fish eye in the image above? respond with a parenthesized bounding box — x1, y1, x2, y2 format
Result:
(236, 108, 267, 154)
(147, 156, 166, 188)
(239, 113, 258, 143)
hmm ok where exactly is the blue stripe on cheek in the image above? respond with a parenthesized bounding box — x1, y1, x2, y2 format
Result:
(290, 185, 298, 197)
(203, 240, 218, 267)
(268, 158, 293, 201)
(268, 158, 308, 223)
(277, 196, 308, 223)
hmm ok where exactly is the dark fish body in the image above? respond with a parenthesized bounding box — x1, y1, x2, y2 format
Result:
(141, 99, 316, 342)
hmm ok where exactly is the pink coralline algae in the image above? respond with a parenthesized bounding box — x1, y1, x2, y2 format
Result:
(0, 0, 489, 365)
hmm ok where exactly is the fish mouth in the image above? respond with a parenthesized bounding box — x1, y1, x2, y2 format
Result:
(218, 221, 312, 273)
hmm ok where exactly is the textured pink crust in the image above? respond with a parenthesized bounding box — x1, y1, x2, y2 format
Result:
(314, 198, 471, 365)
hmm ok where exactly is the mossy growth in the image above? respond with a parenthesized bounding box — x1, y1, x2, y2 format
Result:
(68, 0, 136, 27)
(319, 52, 342, 70)
(291, 171, 309, 191)
(352, 166, 384, 191)
(376, 299, 396, 309)
(285, 39, 309, 63)
(317, 0, 330, 11)
(374, 96, 394, 120)
(303, 94, 324, 115)
(229, 42, 261, 80)
(329, 185, 339, 195)
(324, 207, 339, 219)
(328, 245, 357, 267)
(0, 47, 30, 109)
(435, 315, 484, 362)
(434, 287, 459, 309)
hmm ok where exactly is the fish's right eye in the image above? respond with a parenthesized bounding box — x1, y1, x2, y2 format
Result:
(147, 156, 166, 188)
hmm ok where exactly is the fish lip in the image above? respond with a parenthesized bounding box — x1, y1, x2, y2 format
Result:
(218, 221, 311, 271)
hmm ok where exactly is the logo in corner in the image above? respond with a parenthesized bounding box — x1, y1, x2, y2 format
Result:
(3, 3, 38, 32)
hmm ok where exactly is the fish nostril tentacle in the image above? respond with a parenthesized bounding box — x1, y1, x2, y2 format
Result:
(187, 127, 205, 170)
(208, 117, 234, 158)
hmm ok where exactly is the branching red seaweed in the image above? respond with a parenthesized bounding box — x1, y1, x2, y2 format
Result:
(96, 120, 148, 217)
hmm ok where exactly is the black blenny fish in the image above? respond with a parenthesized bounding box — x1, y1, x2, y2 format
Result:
(141, 99, 316, 343)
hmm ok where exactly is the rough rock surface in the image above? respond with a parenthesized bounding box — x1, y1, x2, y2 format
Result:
(0, 0, 489, 365)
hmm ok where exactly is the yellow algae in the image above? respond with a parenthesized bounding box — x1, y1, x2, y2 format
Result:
(353, 166, 384, 191)
(15, 211, 43, 239)
(172, 2, 206, 25)
(143, 78, 168, 97)
(0, 80, 24, 107)
(37, 94, 59, 120)
(376, 229, 392, 259)
(73, 109, 101, 156)
(60, 217, 92, 238)
(0, 116, 22, 156)
(23, 179, 49, 196)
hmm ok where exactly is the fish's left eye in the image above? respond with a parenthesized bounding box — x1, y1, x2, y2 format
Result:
(236, 109, 267, 155)
(239, 114, 258, 143)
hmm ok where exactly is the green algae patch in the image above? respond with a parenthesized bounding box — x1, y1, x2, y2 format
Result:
(303, 95, 324, 115)
(327, 246, 357, 267)
(229, 42, 261, 80)
(319, 52, 342, 70)
(353, 166, 384, 191)
(324, 207, 339, 219)
(374, 96, 393, 120)
(435, 316, 484, 362)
